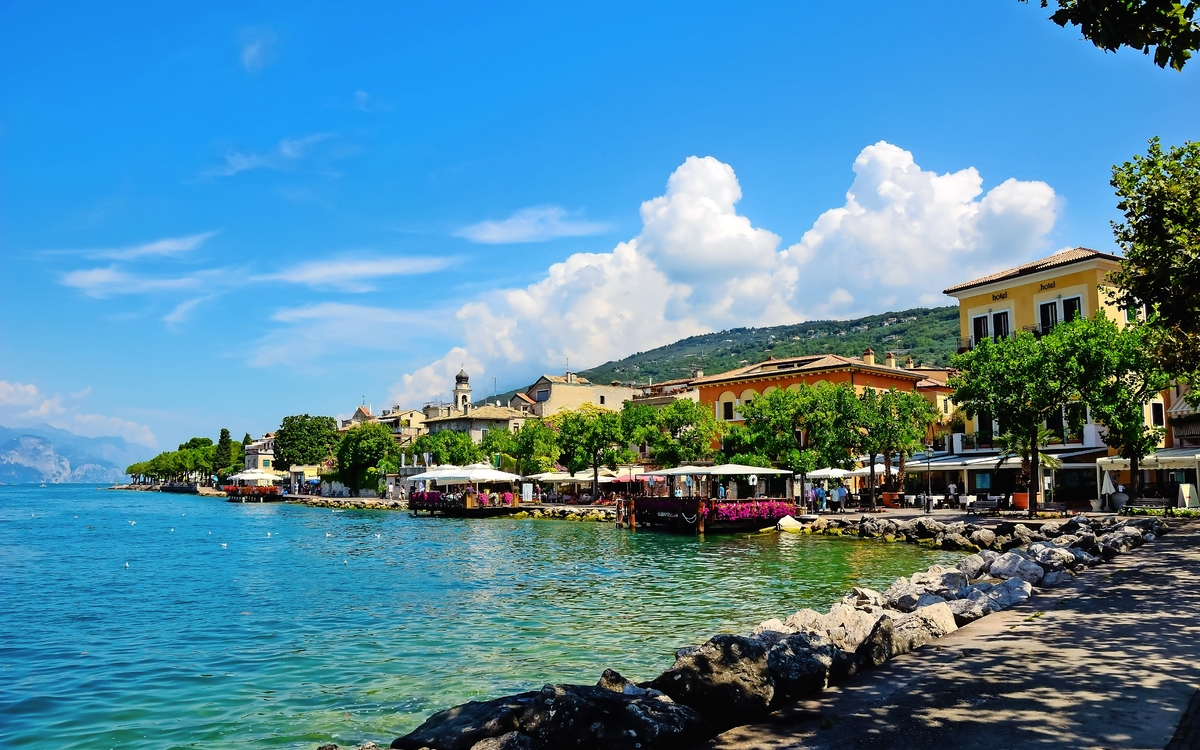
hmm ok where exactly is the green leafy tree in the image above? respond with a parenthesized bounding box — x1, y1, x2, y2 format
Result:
(511, 420, 560, 475)
(854, 388, 890, 510)
(1108, 138, 1200, 392)
(274, 414, 339, 471)
(411, 429, 484, 467)
(242, 433, 254, 447)
(951, 328, 1083, 515)
(650, 398, 724, 468)
(1023, 0, 1200, 70)
(480, 427, 516, 468)
(178, 437, 213, 451)
(214, 428, 236, 473)
(551, 404, 625, 496)
(876, 389, 939, 492)
(738, 387, 818, 476)
(620, 403, 662, 456)
(1067, 314, 1172, 498)
(336, 421, 397, 494)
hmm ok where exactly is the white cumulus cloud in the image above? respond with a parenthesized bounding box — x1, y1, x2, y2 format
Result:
(263, 255, 454, 292)
(456, 206, 610, 244)
(390, 144, 1057, 408)
(388, 347, 485, 408)
(240, 28, 276, 73)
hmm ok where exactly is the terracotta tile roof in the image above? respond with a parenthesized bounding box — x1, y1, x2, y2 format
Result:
(425, 404, 528, 423)
(689, 353, 923, 387)
(511, 392, 536, 404)
(916, 378, 951, 389)
(538, 374, 592, 385)
(942, 247, 1121, 295)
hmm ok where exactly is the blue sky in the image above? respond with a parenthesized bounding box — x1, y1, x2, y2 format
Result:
(1, 1, 1197, 452)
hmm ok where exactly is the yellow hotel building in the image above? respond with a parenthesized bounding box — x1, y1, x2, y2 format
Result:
(937, 247, 1176, 506)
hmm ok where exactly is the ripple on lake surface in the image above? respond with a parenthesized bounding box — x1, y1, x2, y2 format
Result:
(0, 485, 960, 748)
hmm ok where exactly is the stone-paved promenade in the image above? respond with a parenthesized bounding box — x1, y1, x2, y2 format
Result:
(702, 519, 1200, 750)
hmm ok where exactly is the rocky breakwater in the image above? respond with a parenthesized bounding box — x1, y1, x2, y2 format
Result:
(302, 497, 408, 511)
(512, 506, 617, 523)
(320, 514, 1167, 750)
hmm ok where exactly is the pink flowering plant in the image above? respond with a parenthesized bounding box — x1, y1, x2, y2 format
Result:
(712, 500, 795, 523)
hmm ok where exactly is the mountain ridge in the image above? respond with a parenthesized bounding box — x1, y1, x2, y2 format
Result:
(0, 424, 154, 484)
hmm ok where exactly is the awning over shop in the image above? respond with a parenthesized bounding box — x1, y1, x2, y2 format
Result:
(1096, 448, 1200, 471)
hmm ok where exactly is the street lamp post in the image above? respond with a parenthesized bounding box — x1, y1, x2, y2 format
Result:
(925, 443, 933, 513)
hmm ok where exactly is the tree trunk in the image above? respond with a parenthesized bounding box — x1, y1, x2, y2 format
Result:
(592, 458, 600, 501)
(1028, 427, 1040, 518)
(868, 453, 877, 510)
(898, 452, 908, 493)
(1129, 454, 1140, 501)
(883, 452, 894, 491)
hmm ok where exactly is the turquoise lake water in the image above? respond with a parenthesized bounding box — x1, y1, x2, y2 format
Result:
(0, 484, 961, 749)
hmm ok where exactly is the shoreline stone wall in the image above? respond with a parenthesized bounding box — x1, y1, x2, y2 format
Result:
(319, 513, 1170, 750)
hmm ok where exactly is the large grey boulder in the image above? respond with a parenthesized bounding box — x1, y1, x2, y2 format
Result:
(947, 596, 989, 626)
(989, 552, 1045, 585)
(911, 517, 945, 539)
(984, 577, 1033, 611)
(1098, 527, 1145, 557)
(941, 533, 979, 552)
(892, 602, 958, 654)
(1068, 547, 1102, 568)
(1039, 570, 1073, 587)
(854, 615, 897, 669)
(969, 528, 997, 549)
(813, 603, 879, 651)
(956, 553, 989, 580)
(647, 634, 774, 728)
(392, 692, 538, 750)
(910, 566, 969, 599)
(783, 608, 822, 632)
(766, 632, 837, 700)
(840, 586, 888, 610)
(750, 618, 794, 639)
(518, 683, 711, 750)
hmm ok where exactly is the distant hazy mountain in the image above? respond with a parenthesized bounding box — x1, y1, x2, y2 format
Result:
(0, 424, 154, 484)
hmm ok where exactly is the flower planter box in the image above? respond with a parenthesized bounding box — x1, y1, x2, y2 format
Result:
(1012, 492, 1029, 510)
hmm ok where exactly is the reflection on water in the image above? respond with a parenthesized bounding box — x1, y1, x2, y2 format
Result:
(0, 485, 959, 748)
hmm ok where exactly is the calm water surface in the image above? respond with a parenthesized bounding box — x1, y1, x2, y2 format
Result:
(0, 485, 960, 749)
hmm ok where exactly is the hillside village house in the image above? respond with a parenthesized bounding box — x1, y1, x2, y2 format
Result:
(509, 372, 639, 417)
(690, 350, 927, 426)
(244, 434, 276, 471)
(931, 247, 1182, 505)
(425, 369, 527, 443)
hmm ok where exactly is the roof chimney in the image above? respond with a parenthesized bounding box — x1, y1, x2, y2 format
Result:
(862, 348, 876, 366)
(904, 357, 915, 370)
(566, 371, 576, 384)
(884, 351, 897, 368)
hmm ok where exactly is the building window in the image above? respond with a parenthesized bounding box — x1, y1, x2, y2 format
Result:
(1039, 301, 1058, 333)
(943, 398, 950, 414)
(535, 389, 550, 402)
(1152, 402, 1165, 427)
(972, 315, 988, 345)
(723, 401, 734, 420)
(263, 460, 271, 467)
(976, 472, 991, 490)
(992, 311, 1010, 340)
(599, 395, 606, 405)
(1063, 296, 1082, 322)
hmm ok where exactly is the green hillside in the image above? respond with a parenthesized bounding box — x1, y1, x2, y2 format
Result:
(580, 306, 960, 385)
(480, 306, 961, 405)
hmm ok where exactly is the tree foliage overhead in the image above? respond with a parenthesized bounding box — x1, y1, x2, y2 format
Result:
(1026, 0, 1200, 70)
(548, 404, 626, 493)
(511, 420, 560, 475)
(274, 414, 339, 471)
(1063, 314, 1171, 496)
(951, 325, 1086, 513)
(335, 421, 397, 494)
(411, 429, 483, 468)
(1108, 138, 1200, 385)
(649, 398, 724, 468)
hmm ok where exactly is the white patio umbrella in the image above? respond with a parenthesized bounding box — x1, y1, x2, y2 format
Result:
(848, 463, 889, 477)
(1101, 471, 1116, 496)
(640, 465, 707, 476)
(228, 468, 282, 481)
(416, 467, 523, 484)
(407, 465, 465, 482)
(808, 467, 852, 479)
(699, 463, 792, 476)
